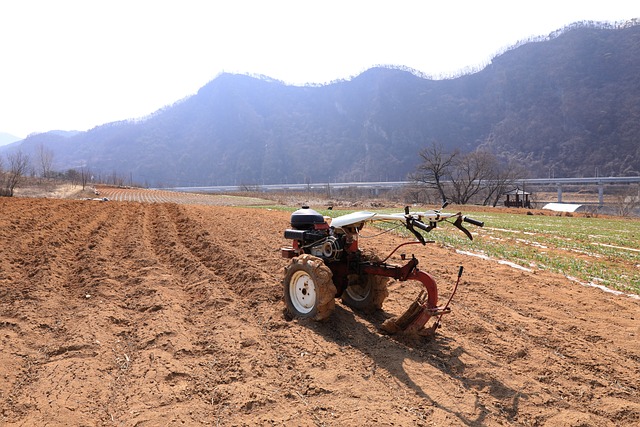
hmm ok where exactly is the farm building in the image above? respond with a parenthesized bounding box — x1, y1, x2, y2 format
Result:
(503, 188, 531, 208)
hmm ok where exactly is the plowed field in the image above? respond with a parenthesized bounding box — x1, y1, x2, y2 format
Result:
(1, 192, 638, 426)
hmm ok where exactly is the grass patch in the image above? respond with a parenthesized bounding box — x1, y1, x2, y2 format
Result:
(433, 211, 640, 295)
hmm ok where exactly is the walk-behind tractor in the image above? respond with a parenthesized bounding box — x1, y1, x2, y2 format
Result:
(281, 205, 484, 334)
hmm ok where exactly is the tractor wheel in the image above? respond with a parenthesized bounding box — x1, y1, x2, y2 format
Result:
(341, 273, 389, 313)
(341, 252, 389, 313)
(283, 254, 337, 321)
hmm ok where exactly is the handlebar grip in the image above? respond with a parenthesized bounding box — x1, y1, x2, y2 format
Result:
(413, 220, 433, 233)
(463, 216, 484, 227)
(413, 220, 432, 233)
(406, 219, 427, 244)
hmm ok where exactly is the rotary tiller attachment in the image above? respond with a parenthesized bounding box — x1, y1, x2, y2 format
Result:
(380, 266, 463, 335)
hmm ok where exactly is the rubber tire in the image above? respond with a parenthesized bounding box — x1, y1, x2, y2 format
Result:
(283, 254, 337, 321)
(341, 253, 389, 313)
(341, 273, 389, 313)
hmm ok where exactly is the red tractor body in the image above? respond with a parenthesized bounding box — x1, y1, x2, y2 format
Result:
(281, 206, 483, 334)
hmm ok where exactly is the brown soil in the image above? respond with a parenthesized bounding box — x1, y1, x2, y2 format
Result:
(1, 193, 638, 426)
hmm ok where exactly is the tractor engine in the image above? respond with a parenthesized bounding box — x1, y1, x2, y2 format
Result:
(282, 206, 344, 261)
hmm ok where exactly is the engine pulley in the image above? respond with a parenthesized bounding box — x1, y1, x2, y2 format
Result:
(309, 236, 342, 260)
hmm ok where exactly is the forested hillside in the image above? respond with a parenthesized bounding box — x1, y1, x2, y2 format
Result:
(3, 21, 639, 187)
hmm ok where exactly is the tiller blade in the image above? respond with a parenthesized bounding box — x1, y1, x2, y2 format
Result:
(380, 291, 450, 335)
(380, 266, 463, 335)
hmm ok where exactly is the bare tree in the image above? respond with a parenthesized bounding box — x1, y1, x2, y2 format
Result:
(411, 145, 528, 206)
(37, 143, 54, 179)
(79, 166, 92, 190)
(65, 169, 80, 187)
(409, 142, 458, 203)
(450, 151, 496, 204)
(613, 185, 640, 217)
(482, 160, 528, 207)
(402, 183, 431, 205)
(2, 151, 30, 196)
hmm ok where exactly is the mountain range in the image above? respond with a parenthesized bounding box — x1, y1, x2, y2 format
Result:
(2, 21, 639, 187)
(0, 132, 22, 147)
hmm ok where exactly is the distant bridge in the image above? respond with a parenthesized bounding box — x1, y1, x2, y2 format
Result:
(516, 176, 640, 205)
(167, 181, 410, 193)
(166, 176, 640, 205)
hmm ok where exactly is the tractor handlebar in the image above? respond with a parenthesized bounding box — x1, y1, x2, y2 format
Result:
(463, 216, 484, 227)
(342, 207, 484, 243)
(413, 219, 433, 233)
(402, 207, 484, 243)
(406, 218, 427, 245)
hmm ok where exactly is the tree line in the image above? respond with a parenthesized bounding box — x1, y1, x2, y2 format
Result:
(0, 144, 93, 196)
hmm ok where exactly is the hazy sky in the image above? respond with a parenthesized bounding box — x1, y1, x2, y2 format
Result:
(1, 1, 638, 138)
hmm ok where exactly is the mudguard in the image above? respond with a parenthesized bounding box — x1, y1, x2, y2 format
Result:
(330, 211, 376, 229)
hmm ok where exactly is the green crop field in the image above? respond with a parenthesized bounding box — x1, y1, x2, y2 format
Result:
(389, 210, 640, 295)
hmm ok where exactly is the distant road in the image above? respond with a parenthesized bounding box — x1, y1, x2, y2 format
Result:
(164, 176, 640, 193)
